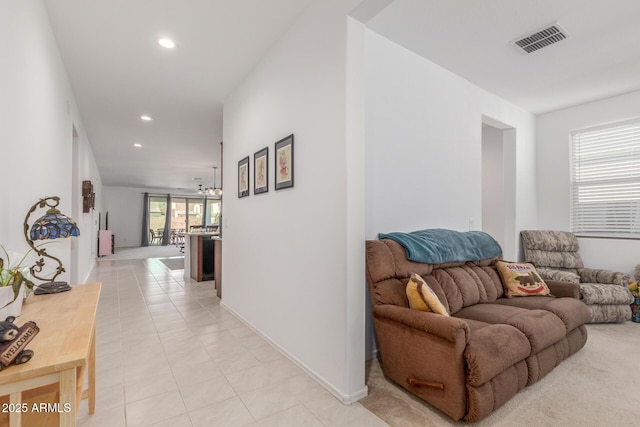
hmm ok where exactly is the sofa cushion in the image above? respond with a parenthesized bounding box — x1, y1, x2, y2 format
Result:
(455, 303, 525, 325)
(464, 324, 531, 387)
(537, 268, 580, 284)
(521, 230, 580, 252)
(455, 304, 566, 353)
(579, 268, 630, 287)
(520, 230, 584, 269)
(523, 250, 584, 270)
(586, 303, 632, 323)
(525, 326, 587, 385)
(496, 261, 551, 297)
(503, 310, 567, 353)
(370, 278, 409, 307)
(432, 264, 505, 314)
(406, 273, 449, 316)
(382, 239, 434, 279)
(579, 283, 635, 305)
(493, 296, 591, 333)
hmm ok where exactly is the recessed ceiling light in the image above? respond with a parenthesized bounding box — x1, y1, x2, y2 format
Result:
(158, 38, 175, 49)
(133, 143, 143, 148)
(140, 115, 153, 121)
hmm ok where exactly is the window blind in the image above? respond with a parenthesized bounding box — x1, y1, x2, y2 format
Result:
(570, 119, 640, 238)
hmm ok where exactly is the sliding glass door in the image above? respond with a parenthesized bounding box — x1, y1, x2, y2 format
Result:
(170, 199, 187, 231)
(205, 199, 221, 225)
(147, 196, 221, 241)
(187, 199, 204, 230)
(167, 197, 220, 231)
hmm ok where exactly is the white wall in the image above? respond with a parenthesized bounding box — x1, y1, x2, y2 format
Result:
(537, 90, 640, 276)
(222, 0, 366, 403)
(71, 129, 102, 283)
(363, 30, 537, 357)
(0, 0, 101, 284)
(364, 31, 537, 259)
(102, 186, 147, 248)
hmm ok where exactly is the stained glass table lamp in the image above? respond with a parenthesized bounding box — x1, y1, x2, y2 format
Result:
(23, 196, 80, 294)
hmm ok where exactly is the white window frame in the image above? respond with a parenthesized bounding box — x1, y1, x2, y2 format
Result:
(570, 118, 640, 239)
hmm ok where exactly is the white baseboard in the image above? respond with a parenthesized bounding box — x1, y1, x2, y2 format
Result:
(221, 301, 368, 405)
(83, 259, 97, 284)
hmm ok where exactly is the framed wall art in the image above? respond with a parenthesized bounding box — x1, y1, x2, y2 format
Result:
(238, 156, 250, 198)
(254, 147, 269, 195)
(274, 134, 294, 190)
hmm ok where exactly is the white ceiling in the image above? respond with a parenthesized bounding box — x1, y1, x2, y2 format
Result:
(43, 0, 640, 192)
(368, 0, 640, 114)
(43, 0, 314, 193)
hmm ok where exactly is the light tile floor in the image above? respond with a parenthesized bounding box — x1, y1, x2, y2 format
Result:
(78, 257, 388, 427)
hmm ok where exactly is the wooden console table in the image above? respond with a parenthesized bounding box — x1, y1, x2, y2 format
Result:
(0, 282, 101, 426)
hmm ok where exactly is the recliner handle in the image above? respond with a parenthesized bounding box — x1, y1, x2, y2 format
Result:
(407, 376, 444, 390)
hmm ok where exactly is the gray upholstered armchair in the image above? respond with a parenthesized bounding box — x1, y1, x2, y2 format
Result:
(521, 230, 634, 323)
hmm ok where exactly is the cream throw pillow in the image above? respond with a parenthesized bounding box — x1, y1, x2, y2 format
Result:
(496, 261, 551, 297)
(406, 273, 449, 316)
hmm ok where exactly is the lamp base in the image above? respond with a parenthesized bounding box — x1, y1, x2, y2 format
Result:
(34, 281, 72, 295)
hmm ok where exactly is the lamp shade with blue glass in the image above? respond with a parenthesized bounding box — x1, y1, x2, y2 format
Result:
(23, 196, 79, 294)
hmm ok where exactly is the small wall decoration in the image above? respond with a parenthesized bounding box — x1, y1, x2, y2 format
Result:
(254, 147, 269, 195)
(82, 180, 95, 213)
(238, 156, 250, 198)
(275, 134, 294, 190)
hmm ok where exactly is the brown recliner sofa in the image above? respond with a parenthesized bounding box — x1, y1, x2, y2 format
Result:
(366, 233, 590, 422)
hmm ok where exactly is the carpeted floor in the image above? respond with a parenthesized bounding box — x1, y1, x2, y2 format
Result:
(361, 322, 640, 426)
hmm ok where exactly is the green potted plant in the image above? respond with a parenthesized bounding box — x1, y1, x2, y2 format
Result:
(0, 245, 35, 316)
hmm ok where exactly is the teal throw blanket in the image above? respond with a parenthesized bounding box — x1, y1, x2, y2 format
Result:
(378, 228, 502, 264)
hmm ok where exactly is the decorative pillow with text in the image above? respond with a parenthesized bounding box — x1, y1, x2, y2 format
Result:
(496, 261, 551, 297)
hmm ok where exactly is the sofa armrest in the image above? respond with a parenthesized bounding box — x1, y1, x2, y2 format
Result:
(537, 268, 580, 284)
(373, 304, 470, 344)
(578, 268, 630, 286)
(545, 280, 580, 298)
(372, 304, 470, 420)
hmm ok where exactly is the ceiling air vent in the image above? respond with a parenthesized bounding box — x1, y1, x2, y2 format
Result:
(513, 24, 569, 54)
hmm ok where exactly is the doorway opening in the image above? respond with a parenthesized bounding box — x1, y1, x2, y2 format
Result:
(481, 116, 517, 259)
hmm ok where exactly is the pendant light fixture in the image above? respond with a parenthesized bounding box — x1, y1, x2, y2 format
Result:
(212, 166, 222, 197)
(197, 166, 222, 197)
